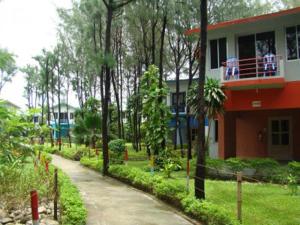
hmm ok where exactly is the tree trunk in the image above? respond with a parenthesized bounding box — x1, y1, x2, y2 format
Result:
(111, 70, 122, 138)
(57, 64, 62, 151)
(45, 58, 54, 147)
(195, 0, 207, 200)
(102, 2, 113, 176)
(159, 14, 167, 150)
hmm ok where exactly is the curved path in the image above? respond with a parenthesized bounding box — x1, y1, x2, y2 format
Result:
(52, 155, 197, 225)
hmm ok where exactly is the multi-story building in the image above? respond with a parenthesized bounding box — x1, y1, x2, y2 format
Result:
(182, 7, 300, 160)
(50, 103, 77, 139)
(33, 103, 77, 139)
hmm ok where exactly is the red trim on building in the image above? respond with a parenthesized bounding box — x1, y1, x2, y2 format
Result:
(185, 7, 300, 35)
(222, 77, 286, 89)
(224, 81, 300, 111)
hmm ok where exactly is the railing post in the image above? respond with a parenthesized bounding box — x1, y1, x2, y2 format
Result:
(186, 159, 190, 193)
(30, 190, 39, 225)
(237, 172, 242, 223)
(220, 66, 225, 82)
(280, 58, 284, 78)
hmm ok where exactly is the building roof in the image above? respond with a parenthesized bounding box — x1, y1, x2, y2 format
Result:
(1, 99, 21, 109)
(52, 102, 78, 110)
(185, 7, 300, 35)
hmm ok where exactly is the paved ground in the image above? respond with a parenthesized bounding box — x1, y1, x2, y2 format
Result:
(52, 155, 197, 225)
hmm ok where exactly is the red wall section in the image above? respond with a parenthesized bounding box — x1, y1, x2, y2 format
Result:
(236, 112, 268, 158)
(219, 109, 300, 160)
(224, 81, 300, 111)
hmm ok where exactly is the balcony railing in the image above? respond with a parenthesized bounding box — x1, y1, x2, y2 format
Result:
(221, 55, 284, 82)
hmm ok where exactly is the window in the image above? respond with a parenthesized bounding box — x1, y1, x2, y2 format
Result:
(256, 31, 276, 57)
(271, 119, 290, 146)
(33, 116, 39, 123)
(210, 38, 227, 69)
(70, 113, 74, 120)
(171, 92, 186, 112)
(214, 120, 218, 142)
(286, 25, 300, 60)
(59, 112, 68, 120)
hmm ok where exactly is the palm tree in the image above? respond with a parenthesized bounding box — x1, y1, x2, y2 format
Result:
(187, 78, 226, 149)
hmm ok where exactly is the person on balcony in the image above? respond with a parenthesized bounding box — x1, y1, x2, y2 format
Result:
(263, 53, 277, 76)
(225, 57, 239, 80)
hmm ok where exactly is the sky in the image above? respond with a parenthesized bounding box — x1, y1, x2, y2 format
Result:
(0, 0, 73, 109)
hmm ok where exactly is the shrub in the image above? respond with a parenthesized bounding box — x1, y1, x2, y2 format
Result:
(59, 146, 91, 161)
(108, 165, 238, 225)
(59, 171, 86, 225)
(250, 158, 279, 170)
(109, 139, 126, 154)
(153, 179, 185, 200)
(80, 156, 102, 171)
(108, 139, 126, 164)
(288, 161, 300, 178)
(225, 158, 250, 172)
(181, 196, 239, 225)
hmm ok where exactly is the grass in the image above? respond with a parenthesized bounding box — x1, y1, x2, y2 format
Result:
(58, 144, 300, 225)
(123, 149, 300, 225)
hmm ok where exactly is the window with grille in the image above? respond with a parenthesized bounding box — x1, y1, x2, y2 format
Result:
(271, 119, 290, 146)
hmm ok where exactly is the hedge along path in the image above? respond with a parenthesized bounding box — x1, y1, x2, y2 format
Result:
(51, 154, 197, 225)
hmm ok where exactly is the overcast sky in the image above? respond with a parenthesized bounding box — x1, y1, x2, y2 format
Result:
(0, 0, 72, 109)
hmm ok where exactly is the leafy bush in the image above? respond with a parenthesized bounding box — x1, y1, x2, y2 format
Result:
(109, 139, 126, 154)
(161, 158, 182, 178)
(153, 179, 185, 199)
(287, 174, 298, 195)
(43, 145, 58, 154)
(181, 196, 239, 225)
(108, 165, 237, 225)
(59, 171, 87, 225)
(288, 161, 300, 178)
(59, 146, 91, 161)
(80, 156, 102, 171)
(225, 158, 250, 172)
(109, 139, 126, 164)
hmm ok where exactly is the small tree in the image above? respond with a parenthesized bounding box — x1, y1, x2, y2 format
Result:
(140, 65, 171, 157)
(73, 98, 101, 148)
(187, 78, 226, 149)
(0, 48, 17, 94)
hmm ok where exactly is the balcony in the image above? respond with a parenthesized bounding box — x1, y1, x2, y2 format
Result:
(220, 55, 285, 90)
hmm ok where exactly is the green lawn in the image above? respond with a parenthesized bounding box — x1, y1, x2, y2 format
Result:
(125, 160, 300, 225)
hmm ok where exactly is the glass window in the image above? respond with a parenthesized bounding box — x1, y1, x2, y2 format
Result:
(271, 119, 290, 146)
(210, 40, 218, 69)
(286, 26, 298, 60)
(171, 92, 186, 112)
(210, 38, 227, 69)
(33, 116, 39, 123)
(219, 38, 227, 67)
(256, 31, 276, 57)
(70, 113, 74, 119)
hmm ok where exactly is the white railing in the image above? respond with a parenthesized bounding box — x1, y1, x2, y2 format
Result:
(221, 55, 284, 82)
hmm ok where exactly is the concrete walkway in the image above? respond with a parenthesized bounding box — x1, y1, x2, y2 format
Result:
(52, 155, 196, 225)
